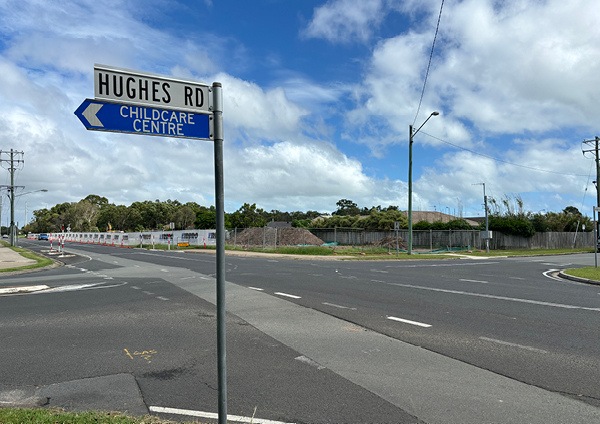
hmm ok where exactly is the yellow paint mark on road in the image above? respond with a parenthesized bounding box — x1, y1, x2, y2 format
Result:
(134, 350, 157, 363)
(124, 349, 134, 360)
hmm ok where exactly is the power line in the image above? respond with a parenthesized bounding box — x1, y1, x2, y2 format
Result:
(413, 0, 445, 126)
(420, 131, 589, 177)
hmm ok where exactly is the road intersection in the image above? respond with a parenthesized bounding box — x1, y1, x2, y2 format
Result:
(1, 241, 599, 423)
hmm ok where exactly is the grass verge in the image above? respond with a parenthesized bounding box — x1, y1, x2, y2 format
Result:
(0, 241, 53, 272)
(563, 267, 600, 282)
(0, 408, 198, 424)
(459, 248, 594, 257)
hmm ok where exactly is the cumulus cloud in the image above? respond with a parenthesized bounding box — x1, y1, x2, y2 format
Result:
(349, 0, 600, 149)
(302, 0, 387, 43)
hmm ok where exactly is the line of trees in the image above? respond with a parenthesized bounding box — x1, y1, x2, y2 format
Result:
(22, 195, 593, 237)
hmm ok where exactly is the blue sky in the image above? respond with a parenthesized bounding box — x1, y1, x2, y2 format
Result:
(1, 0, 599, 225)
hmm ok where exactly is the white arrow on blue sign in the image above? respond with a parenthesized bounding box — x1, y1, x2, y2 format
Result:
(75, 99, 212, 140)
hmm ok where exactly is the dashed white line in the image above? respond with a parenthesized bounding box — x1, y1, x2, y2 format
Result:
(322, 302, 357, 310)
(386, 282, 600, 312)
(248, 287, 264, 291)
(160, 269, 169, 273)
(479, 337, 548, 353)
(387, 316, 432, 328)
(149, 406, 295, 424)
(142, 291, 155, 295)
(274, 292, 301, 299)
(156, 296, 169, 301)
(460, 279, 488, 284)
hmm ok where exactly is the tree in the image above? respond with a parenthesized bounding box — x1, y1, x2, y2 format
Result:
(229, 203, 267, 228)
(173, 205, 196, 229)
(333, 199, 360, 216)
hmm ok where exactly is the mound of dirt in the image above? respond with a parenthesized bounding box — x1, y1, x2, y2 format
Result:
(227, 227, 324, 248)
(370, 235, 408, 250)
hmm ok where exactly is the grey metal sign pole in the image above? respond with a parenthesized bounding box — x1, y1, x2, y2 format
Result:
(212, 82, 227, 424)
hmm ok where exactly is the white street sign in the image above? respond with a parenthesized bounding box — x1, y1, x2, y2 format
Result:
(94, 64, 211, 113)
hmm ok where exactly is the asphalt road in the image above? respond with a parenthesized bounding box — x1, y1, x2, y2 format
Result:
(2, 240, 600, 423)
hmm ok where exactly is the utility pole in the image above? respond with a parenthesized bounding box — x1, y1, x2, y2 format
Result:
(0, 150, 25, 246)
(582, 137, 600, 238)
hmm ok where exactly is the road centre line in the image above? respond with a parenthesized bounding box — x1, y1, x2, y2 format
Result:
(479, 337, 548, 353)
(460, 279, 489, 284)
(248, 287, 264, 291)
(274, 292, 301, 299)
(386, 282, 600, 312)
(387, 316, 432, 328)
(149, 406, 294, 424)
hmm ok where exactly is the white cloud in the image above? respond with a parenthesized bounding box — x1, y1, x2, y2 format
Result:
(225, 140, 407, 212)
(348, 0, 600, 150)
(414, 137, 591, 216)
(302, 0, 387, 43)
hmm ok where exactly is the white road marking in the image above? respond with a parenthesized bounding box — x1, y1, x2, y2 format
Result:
(371, 269, 388, 273)
(322, 302, 357, 310)
(371, 279, 386, 283)
(542, 269, 565, 282)
(387, 316, 432, 328)
(180, 276, 196, 280)
(149, 406, 295, 424)
(480, 337, 548, 353)
(156, 296, 169, 301)
(275, 292, 301, 299)
(142, 291, 155, 295)
(131, 286, 140, 290)
(0, 285, 49, 295)
(460, 279, 488, 284)
(386, 282, 600, 312)
(35, 282, 128, 293)
(248, 287, 264, 291)
(160, 269, 169, 272)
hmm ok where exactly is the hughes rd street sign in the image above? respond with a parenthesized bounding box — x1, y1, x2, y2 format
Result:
(94, 64, 211, 113)
(74, 99, 212, 140)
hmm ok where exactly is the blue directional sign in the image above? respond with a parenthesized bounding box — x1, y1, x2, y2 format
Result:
(75, 99, 212, 140)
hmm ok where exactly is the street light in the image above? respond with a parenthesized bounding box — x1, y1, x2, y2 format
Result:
(1, 187, 48, 246)
(473, 183, 489, 253)
(408, 111, 439, 255)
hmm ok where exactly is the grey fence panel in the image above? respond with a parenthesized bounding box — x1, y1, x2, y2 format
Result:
(309, 228, 594, 250)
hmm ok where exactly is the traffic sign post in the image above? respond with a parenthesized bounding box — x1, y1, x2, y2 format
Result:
(75, 66, 227, 424)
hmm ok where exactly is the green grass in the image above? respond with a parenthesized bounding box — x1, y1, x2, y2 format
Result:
(563, 267, 600, 281)
(0, 241, 53, 272)
(0, 408, 199, 424)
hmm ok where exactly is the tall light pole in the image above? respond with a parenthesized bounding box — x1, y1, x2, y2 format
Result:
(408, 111, 439, 254)
(473, 183, 489, 253)
(5, 188, 48, 246)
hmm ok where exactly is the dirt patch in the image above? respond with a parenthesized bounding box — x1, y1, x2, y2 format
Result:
(369, 235, 408, 250)
(227, 227, 324, 248)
